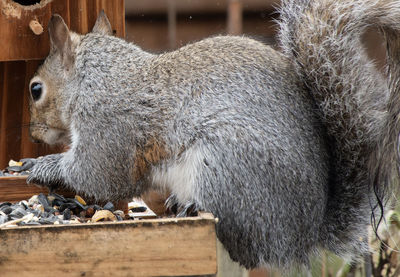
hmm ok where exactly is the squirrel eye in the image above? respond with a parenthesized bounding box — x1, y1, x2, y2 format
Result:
(30, 82, 42, 101)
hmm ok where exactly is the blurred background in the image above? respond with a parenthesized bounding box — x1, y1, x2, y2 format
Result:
(124, 0, 279, 52)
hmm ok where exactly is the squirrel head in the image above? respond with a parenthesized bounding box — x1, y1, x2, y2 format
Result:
(28, 11, 112, 145)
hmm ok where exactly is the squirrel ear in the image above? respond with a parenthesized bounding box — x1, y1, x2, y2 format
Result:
(48, 14, 74, 68)
(92, 10, 112, 36)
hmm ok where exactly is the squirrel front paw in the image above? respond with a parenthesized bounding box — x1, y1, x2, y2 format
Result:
(27, 154, 64, 190)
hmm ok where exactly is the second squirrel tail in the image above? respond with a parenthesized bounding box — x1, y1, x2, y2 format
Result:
(278, 0, 400, 258)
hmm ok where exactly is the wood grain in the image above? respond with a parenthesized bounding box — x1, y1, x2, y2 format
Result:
(0, 61, 26, 168)
(0, 213, 218, 277)
(0, 176, 75, 202)
(0, 0, 125, 61)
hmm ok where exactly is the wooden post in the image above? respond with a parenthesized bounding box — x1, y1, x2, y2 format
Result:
(167, 0, 177, 49)
(227, 0, 243, 35)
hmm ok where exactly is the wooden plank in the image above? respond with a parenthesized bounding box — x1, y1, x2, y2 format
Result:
(0, 0, 50, 61)
(67, 0, 126, 38)
(0, 0, 125, 61)
(0, 213, 218, 277)
(0, 61, 26, 168)
(0, 176, 75, 202)
(0, 62, 6, 168)
(0, 176, 52, 202)
(51, 0, 70, 26)
(64, 0, 125, 38)
(69, 0, 89, 34)
(96, 0, 125, 37)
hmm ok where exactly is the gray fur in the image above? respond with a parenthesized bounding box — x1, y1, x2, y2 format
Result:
(278, 0, 400, 261)
(27, 1, 400, 270)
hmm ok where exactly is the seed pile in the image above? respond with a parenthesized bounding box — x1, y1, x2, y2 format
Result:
(0, 158, 157, 228)
(0, 158, 37, 176)
(0, 193, 151, 228)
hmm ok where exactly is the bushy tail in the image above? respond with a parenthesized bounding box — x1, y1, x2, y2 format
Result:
(278, 0, 400, 257)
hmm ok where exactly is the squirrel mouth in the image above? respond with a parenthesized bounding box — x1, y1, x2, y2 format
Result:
(30, 137, 43, 144)
(46, 128, 70, 146)
(29, 123, 70, 146)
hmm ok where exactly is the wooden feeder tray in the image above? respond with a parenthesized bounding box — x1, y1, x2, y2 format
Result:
(0, 175, 75, 202)
(0, 176, 218, 277)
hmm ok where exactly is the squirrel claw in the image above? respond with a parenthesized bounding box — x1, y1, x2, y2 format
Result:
(165, 195, 199, 217)
(26, 154, 64, 190)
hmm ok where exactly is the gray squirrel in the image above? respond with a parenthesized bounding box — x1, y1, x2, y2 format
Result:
(26, 0, 400, 269)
